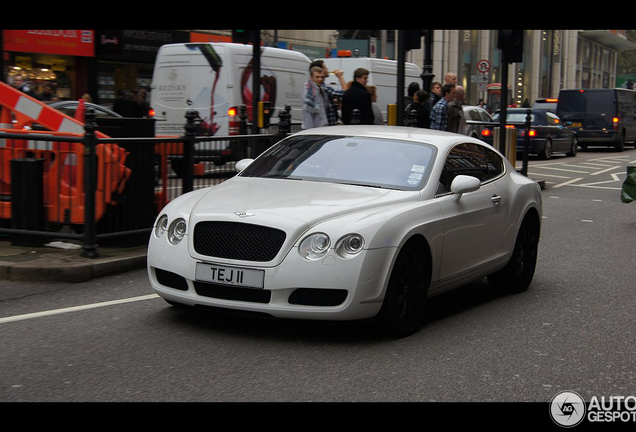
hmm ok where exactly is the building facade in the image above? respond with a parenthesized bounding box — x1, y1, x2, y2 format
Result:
(3, 29, 634, 113)
(262, 29, 636, 110)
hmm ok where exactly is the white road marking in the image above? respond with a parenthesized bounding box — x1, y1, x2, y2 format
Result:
(590, 166, 621, 176)
(0, 294, 160, 324)
(552, 178, 583, 189)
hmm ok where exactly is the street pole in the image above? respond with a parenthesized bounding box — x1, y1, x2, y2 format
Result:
(422, 30, 434, 95)
(397, 30, 406, 126)
(498, 50, 509, 156)
(252, 30, 261, 134)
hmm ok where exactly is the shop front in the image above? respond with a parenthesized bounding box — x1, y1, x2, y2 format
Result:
(2, 30, 95, 102)
(94, 30, 190, 112)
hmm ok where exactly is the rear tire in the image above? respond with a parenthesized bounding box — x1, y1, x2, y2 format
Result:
(488, 214, 540, 293)
(614, 132, 625, 152)
(566, 136, 578, 157)
(540, 139, 552, 160)
(377, 241, 431, 337)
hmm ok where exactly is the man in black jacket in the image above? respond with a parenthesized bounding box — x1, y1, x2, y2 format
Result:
(342, 68, 374, 125)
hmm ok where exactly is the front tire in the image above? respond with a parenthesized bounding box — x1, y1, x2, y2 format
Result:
(488, 214, 539, 293)
(377, 241, 431, 337)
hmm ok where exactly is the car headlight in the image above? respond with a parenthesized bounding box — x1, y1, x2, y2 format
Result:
(299, 233, 330, 260)
(167, 218, 187, 245)
(335, 234, 365, 259)
(155, 214, 168, 238)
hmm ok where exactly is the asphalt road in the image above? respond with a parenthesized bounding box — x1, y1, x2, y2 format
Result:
(0, 147, 635, 414)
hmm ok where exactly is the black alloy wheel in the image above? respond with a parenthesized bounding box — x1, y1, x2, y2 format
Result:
(488, 215, 539, 293)
(378, 241, 431, 337)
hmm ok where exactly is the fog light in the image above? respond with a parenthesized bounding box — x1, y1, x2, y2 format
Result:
(299, 233, 330, 260)
(168, 218, 187, 245)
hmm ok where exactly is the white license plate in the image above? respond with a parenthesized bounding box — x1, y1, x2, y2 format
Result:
(195, 262, 264, 288)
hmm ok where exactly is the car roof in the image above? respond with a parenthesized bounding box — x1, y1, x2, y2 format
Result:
(292, 125, 483, 149)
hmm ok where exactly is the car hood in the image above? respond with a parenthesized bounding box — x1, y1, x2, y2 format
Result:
(191, 177, 420, 227)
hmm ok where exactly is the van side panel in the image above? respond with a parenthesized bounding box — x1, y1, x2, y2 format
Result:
(230, 46, 309, 125)
(152, 44, 229, 136)
(151, 43, 310, 137)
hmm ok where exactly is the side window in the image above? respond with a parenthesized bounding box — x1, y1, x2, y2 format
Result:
(438, 143, 489, 194)
(482, 146, 504, 180)
(468, 109, 481, 121)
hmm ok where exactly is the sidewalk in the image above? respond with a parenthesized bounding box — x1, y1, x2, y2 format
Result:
(0, 240, 147, 283)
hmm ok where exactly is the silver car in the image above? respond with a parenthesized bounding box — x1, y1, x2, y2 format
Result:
(463, 105, 496, 139)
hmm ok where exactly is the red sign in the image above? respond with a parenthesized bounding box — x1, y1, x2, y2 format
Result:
(3, 30, 95, 57)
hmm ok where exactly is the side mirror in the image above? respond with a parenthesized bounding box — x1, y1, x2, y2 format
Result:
(235, 158, 254, 172)
(451, 175, 481, 202)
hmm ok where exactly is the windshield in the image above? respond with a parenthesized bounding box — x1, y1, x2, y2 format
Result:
(492, 112, 536, 124)
(240, 135, 436, 190)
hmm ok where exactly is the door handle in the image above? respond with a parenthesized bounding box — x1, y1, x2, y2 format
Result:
(492, 194, 502, 205)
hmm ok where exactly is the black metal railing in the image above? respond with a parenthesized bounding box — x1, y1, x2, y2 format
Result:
(0, 105, 297, 257)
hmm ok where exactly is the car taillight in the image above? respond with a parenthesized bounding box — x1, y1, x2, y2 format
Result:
(613, 117, 619, 130)
(482, 128, 491, 137)
(228, 106, 239, 135)
(520, 129, 536, 137)
(148, 107, 155, 117)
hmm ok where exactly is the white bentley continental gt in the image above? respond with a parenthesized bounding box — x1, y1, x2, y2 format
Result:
(148, 126, 542, 336)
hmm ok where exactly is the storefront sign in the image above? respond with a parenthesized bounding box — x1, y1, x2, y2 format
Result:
(96, 30, 190, 62)
(3, 30, 95, 57)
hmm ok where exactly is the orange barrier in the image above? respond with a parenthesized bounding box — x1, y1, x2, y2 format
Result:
(0, 82, 131, 225)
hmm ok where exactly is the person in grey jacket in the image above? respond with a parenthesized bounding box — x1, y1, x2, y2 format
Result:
(302, 67, 329, 129)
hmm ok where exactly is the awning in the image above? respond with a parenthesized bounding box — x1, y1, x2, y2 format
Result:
(579, 30, 636, 52)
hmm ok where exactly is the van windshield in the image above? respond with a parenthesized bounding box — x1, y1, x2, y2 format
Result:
(558, 91, 615, 114)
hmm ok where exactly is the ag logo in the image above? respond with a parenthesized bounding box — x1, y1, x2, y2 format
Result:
(550, 391, 586, 427)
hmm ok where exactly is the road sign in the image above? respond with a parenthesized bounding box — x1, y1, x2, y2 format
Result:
(477, 59, 490, 74)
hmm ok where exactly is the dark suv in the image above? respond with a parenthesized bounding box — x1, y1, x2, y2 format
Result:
(556, 88, 636, 151)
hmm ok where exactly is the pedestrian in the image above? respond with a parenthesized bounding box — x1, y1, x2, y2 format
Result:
(430, 84, 456, 131)
(341, 68, 374, 125)
(301, 66, 329, 129)
(113, 90, 134, 117)
(134, 88, 150, 117)
(367, 85, 384, 125)
(12, 75, 36, 97)
(310, 60, 346, 126)
(427, 81, 442, 111)
(444, 72, 457, 86)
(37, 84, 58, 101)
(404, 82, 420, 107)
(448, 85, 467, 134)
(405, 90, 430, 128)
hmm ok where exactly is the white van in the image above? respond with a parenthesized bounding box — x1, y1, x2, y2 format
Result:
(318, 57, 422, 123)
(151, 43, 311, 137)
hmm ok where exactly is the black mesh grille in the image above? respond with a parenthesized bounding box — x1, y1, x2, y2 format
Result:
(193, 281, 271, 303)
(193, 221, 286, 262)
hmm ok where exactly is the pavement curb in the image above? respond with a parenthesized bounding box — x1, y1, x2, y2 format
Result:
(0, 241, 147, 283)
(0, 253, 147, 283)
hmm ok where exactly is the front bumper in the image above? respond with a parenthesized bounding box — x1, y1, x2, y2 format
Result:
(147, 234, 397, 321)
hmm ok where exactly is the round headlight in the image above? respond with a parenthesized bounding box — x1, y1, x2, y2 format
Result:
(167, 218, 187, 245)
(299, 233, 331, 260)
(155, 214, 168, 238)
(335, 234, 365, 258)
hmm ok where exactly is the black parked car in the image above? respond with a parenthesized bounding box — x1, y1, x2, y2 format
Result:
(483, 108, 578, 160)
